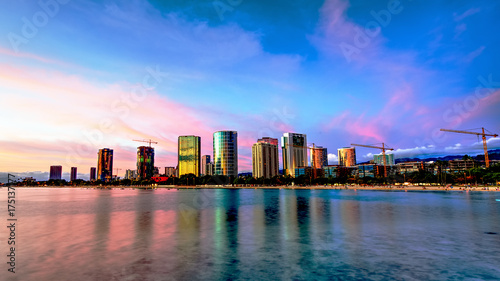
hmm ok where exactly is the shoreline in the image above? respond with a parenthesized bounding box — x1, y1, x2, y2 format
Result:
(7, 185, 500, 192)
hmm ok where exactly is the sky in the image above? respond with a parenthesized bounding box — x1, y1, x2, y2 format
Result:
(1, 0, 499, 181)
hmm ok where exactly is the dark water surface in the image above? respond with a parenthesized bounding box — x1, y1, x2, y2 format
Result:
(2, 188, 500, 280)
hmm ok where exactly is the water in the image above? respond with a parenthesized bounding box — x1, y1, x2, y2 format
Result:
(1, 188, 500, 280)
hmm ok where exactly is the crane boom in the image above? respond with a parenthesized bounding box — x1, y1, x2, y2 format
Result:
(440, 128, 498, 168)
(350, 143, 394, 150)
(439, 129, 498, 137)
(350, 143, 394, 178)
(133, 139, 158, 147)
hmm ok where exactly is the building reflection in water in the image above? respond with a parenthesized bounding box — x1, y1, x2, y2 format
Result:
(92, 190, 112, 276)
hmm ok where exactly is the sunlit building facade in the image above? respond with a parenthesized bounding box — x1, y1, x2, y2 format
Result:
(311, 144, 328, 168)
(213, 131, 238, 177)
(281, 133, 307, 177)
(137, 146, 154, 180)
(49, 165, 62, 180)
(252, 137, 279, 179)
(258, 137, 279, 146)
(201, 155, 211, 176)
(97, 148, 113, 181)
(178, 136, 201, 177)
(338, 147, 356, 167)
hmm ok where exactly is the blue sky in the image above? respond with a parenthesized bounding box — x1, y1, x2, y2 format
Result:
(0, 0, 499, 180)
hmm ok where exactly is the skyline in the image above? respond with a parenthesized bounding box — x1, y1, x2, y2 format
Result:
(1, 0, 499, 179)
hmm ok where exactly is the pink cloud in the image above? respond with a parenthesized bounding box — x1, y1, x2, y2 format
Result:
(0, 50, 279, 174)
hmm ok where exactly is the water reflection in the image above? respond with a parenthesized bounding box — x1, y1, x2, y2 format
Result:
(7, 188, 500, 280)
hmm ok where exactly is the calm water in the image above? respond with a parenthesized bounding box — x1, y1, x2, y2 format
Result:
(1, 188, 500, 280)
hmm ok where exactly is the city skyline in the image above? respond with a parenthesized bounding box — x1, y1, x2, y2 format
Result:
(2, 127, 500, 181)
(0, 0, 499, 179)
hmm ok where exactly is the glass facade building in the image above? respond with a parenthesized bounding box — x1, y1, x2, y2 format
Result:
(97, 148, 113, 181)
(178, 136, 201, 177)
(338, 147, 356, 167)
(281, 133, 307, 177)
(374, 153, 395, 166)
(213, 131, 238, 177)
(137, 146, 154, 180)
(323, 165, 338, 178)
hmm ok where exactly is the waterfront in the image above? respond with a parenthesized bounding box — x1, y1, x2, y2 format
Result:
(2, 188, 500, 280)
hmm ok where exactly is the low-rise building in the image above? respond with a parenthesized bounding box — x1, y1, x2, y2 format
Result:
(396, 161, 425, 174)
(448, 159, 477, 172)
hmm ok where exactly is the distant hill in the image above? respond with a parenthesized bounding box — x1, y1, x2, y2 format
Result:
(395, 149, 500, 164)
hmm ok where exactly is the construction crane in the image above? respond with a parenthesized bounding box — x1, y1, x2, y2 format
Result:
(133, 139, 158, 147)
(440, 128, 498, 168)
(351, 143, 394, 178)
(114, 168, 122, 179)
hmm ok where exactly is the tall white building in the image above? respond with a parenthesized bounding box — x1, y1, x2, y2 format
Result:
(281, 133, 307, 177)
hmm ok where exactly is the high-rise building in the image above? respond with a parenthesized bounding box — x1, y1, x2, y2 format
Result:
(178, 136, 201, 177)
(252, 137, 279, 178)
(97, 148, 113, 181)
(70, 167, 77, 181)
(201, 155, 211, 175)
(374, 153, 395, 166)
(49, 165, 62, 180)
(90, 167, 96, 181)
(311, 144, 328, 169)
(258, 137, 279, 146)
(338, 147, 356, 167)
(125, 169, 137, 180)
(281, 133, 307, 177)
(165, 167, 176, 177)
(137, 146, 155, 180)
(205, 162, 214, 176)
(213, 131, 238, 177)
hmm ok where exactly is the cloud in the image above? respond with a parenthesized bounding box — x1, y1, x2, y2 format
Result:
(0, 55, 275, 174)
(327, 153, 338, 165)
(454, 8, 481, 22)
(454, 23, 467, 39)
(310, 0, 385, 63)
(391, 145, 437, 158)
(462, 46, 485, 63)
